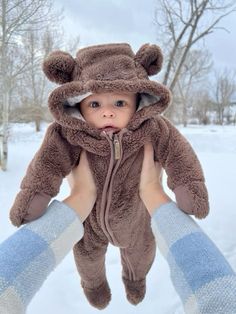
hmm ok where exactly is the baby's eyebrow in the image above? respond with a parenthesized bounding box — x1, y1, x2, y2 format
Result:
(87, 99, 99, 102)
(112, 97, 128, 100)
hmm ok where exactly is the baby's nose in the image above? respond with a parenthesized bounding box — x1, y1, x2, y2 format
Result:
(102, 110, 115, 118)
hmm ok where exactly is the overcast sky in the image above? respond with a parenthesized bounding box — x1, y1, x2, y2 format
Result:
(54, 0, 236, 70)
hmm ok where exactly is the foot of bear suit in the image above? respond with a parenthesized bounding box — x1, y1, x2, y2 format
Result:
(122, 277, 146, 305)
(81, 279, 111, 309)
(82, 277, 146, 309)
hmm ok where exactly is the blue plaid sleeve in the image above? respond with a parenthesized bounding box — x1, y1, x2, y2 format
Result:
(0, 200, 84, 314)
(151, 201, 236, 314)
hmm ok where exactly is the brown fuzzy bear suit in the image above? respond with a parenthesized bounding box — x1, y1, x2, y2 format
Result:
(10, 43, 209, 309)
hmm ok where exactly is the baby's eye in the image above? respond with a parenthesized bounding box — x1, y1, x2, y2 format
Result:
(115, 100, 125, 107)
(89, 101, 100, 108)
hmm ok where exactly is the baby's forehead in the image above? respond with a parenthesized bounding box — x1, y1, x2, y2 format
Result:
(81, 92, 137, 104)
(88, 92, 136, 98)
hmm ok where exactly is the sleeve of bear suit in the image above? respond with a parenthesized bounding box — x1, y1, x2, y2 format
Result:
(9, 123, 80, 227)
(156, 117, 209, 219)
(1, 200, 236, 314)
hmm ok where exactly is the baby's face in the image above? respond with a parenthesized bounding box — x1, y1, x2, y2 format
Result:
(79, 92, 137, 132)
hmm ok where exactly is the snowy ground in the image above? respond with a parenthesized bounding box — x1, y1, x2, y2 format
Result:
(0, 123, 236, 314)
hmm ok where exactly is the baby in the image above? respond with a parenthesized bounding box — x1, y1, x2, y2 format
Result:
(10, 43, 209, 309)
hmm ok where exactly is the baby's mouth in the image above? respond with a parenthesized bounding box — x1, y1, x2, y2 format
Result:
(100, 126, 120, 133)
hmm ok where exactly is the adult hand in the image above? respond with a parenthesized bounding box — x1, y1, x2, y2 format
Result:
(63, 150, 97, 222)
(67, 150, 97, 199)
(139, 143, 171, 216)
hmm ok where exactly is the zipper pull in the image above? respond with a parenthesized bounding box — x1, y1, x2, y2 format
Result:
(113, 135, 121, 160)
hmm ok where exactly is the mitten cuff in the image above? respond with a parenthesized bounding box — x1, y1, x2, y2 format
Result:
(174, 184, 209, 219)
(23, 192, 52, 223)
(10, 190, 51, 227)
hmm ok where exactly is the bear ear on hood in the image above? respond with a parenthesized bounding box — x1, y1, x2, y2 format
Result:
(42, 51, 77, 84)
(135, 44, 163, 76)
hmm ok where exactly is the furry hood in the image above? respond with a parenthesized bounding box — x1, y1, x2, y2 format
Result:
(43, 43, 171, 135)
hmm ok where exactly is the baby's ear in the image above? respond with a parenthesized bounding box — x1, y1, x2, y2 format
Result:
(42, 51, 76, 84)
(135, 44, 163, 76)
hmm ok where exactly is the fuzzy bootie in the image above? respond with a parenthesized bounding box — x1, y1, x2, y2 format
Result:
(81, 279, 111, 310)
(122, 277, 146, 305)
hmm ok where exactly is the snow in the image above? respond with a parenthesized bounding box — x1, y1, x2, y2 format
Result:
(0, 122, 236, 314)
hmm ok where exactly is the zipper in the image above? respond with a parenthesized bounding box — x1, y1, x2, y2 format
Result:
(100, 129, 136, 281)
(99, 130, 124, 243)
(106, 132, 136, 280)
(99, 133, 116, 240)
(113, 135, 121, 160)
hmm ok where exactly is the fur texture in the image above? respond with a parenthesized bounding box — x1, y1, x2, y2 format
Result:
(10, 43, 209, 309)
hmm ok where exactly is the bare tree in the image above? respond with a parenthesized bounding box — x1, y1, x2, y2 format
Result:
(212, 68, 236, 125)
(18, 28, 64, 131)
(15, 27, 80, 132)
(175, 49, 212, 126)
(64, 35, 80, 56)
(192, 89, 213, 124)
(0, 0, 59, 170)
(154, 0, 236, 119)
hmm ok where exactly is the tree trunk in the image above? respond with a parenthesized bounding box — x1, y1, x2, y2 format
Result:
(183, 102, 187, 127)
(218, 108, 224, 125)
(0, 135, 2, 169)
(1, 89, 10, 171)
(35, 118, 41, 132)
(1, 0, 9, 171)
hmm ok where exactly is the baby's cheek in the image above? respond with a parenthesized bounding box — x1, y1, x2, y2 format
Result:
(85, 114, 99, 127)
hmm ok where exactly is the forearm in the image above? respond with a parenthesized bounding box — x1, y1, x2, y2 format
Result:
(151, 202, 236, 313)
(0, 200, 84, 314)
